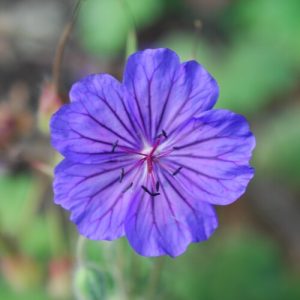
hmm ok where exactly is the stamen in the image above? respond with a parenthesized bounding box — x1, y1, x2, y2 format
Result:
(156, 181, 160, 192)
(173, 146, 179, 150)
(172, 166, 183, 176)
(111, 140, 119, 153)
(156, 129, 168, 139)
(162, 129, 168, 139)
(142, 185, 160, 197)
(122, 182, 133, 193)
(112, 140, 119, 152)
(119, 168, 125, 182)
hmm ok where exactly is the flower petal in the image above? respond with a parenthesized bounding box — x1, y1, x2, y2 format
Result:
(163, 109, 255, 205)
(50, 74, 142, 163)
(123, 48, 218, 143)
(54, 159, 140, 240)
(124, 170, 218, 257)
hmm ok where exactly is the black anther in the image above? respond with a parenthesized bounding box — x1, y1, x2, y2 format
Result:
(142, 185, 160, 197)
(122, 182, 133, 193)
(112, 140, 119, 153)
(119, 168, 125, 182)
(172, 166, 183, 176)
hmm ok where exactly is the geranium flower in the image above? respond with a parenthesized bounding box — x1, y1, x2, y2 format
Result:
(51, 48, 255, 257)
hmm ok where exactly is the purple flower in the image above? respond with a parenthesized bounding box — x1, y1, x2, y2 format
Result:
(51, 48, 255, 257)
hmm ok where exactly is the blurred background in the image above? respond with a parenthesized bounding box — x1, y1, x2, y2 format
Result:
(1, 0, 300, 299)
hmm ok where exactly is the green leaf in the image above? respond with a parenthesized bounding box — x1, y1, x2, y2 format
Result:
(213, 40, 296, 114)
(0, 174, 38, 234)
(78, 0, 163, 56)
(225, 0, 300, 66)
(255, 106, 300, 185)
(164, 232, 300, 300)
(19, 216, 52, 259)
(125, 29, 137, 59)
(158, 31, 214, 65)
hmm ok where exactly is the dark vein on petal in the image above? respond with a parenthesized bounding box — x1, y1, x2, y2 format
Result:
(160, 170, 199, 220)
(78, 101, 137, 147)
(163, 77, 194, 137)
(147, 74, 153, 141)
(96, 92, 140, 146)
(173, 136, 239, 151)
(168, 167, 222, 198)
(169, 153, 241, 164)
(155, 72, 178, 135)
(64, 161, 134, 197)
(131, 77, 148, 139)
(70, 128, 114, 146)
(165, 158, 233, 181)
(157, 171, 182, 231)
(114, 88, 142, 143)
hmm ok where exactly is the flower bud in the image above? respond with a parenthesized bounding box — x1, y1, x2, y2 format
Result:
(73, 263, 106, 300)
(47, 257, 73, 300)
(37, 81, 63, 135)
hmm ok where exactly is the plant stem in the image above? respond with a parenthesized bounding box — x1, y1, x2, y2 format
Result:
(192, 19, 202, 60)
(145, 257, 166, 300)
(114, 241, 130, 300)
(76, 235, 86, 266)
(52, 0, 83, 96)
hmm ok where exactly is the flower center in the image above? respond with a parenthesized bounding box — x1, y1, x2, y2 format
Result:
(116, 130, 173, 196)
(143, 138, 161, 174)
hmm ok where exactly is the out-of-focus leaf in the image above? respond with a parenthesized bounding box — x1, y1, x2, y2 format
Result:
(0, 174, 38, 234)
(164, 231, 300, 300)
(158, 31, 296, 115)
(126, 0, 163, 28)
(20, 216, 51, 259)
(213, 40, 296, 114)
(225, 0, 300, 66)
(0, 257, 44, 297)
(74, 264, 106, 300)
(125, 29, 137, 59)
(78, 0, 129, 56)
(0, 278, 50, 300)
(255, 106, 300, 186)
(78, 0, 163, 56)
(158, 31, 214, 63)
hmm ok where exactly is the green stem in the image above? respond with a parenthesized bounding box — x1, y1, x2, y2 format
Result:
(76, 235, 86, 266)
(114, 241, 130, 300)
(192, 19, 202, 60)
(145, 257, 166, 300)
(119, 0, 138, 58)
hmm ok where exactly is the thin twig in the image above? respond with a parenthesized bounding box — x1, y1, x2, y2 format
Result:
(192, 19, 203, 60)
(52, 0, 83, 95)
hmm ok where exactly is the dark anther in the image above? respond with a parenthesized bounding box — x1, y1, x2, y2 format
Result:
(157, 129, 168, 139)
(156, 181, 160, 192)
(142, 185, 160, 197)
(173, 146, 179, 150)
(112, 140, 119, 153)
(119, 168, 125, 182)
(172, 166, 183, 176)
(122, 182, 133, 193)
(162, 130, 168, 139)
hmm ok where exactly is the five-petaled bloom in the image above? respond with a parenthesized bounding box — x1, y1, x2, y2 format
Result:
(51, 48, 255, 257)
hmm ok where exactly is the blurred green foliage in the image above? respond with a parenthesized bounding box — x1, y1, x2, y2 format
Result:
(0, 175, 37, 235)
(256, 106, 300, 185)
(165, 232, 300, 300)
(78, 0, 163, 56)
(1, 0, 300, 299)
